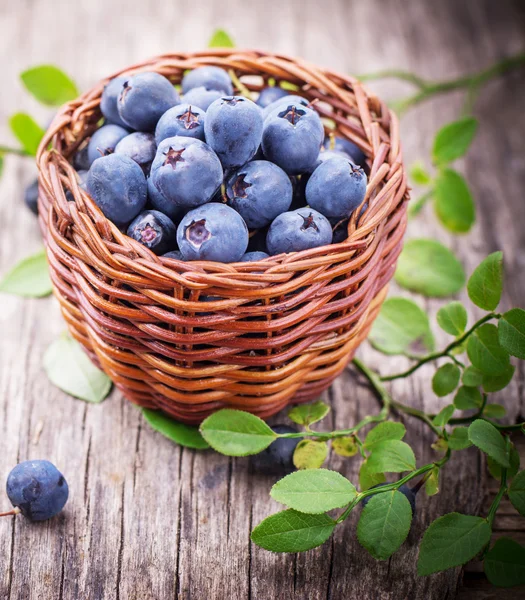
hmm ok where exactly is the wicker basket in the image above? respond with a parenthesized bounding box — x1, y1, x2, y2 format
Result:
(36, 50, 408, 424)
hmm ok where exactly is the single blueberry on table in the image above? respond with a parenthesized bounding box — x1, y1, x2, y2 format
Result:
(177, 203, 248, 263)
(182, 87, 223, 112)
(226, 160, 293, 229)
(204, 96, 264, 169)
(306, 156, 367, 219)
(361, 483, 417, 515)
(181, 66, 233, 96)
(87, 124, 130, 167)
(266, 208, 333, 255)
(323, 135, 367, 169)
(250, 425, 300, 475)
(150, 136, 223, 211)
(155, 103, 206, 144)
(6, 460, 69, 521)
(100, 76, 129, 128)
(24, 178, 39, 215)
(117, 72, 180, 132)
(127, 210, 177, 255)
(262, 94, 309, 120)
(115, 132, 156, 175)
(240, 251, 269, 262)
(262, 104, 324, 175)
(256, 86, 289, 108)
(87, 154, 147, 227)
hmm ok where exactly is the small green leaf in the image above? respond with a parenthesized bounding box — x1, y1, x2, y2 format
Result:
(357, 491, 413, 560)
(467, 323, 510, 376)
(251, 509, 335, 553)
(498, 308, 525, 359)
(487, 443, 520, 480)
(20, 65, 79, 106)
(332, 437, 358, 457)
(462, 366, 484, 387)
(364, 421, 406, 450)
(208, 29, 235, 48)
(199, 409, 276, 456)
(432, 364, 461, 397)
(366, 440, 416, 474)
(484, 537, 525, 587)
(508, 471, 525, 517)
(0, 155, 4, 178)
(369, 297, 433, 355)
(434, 169, 476, 233)
(437, 301, 468, 336)
(483, 403, 507, 419)
(454, 386, 483, 410)
(43, 333, 112, 403)
(467, 251, 503, 311)
(0, 249, 52, 297)
(432, 404, 455, 427)
(288, 400, 330, 427)
(9, 113, 45, 156)
(468, 419, 509, 467)
(142, 409, 209, 449)
(448, 427, 472, 450)
(270, 469, 357, 514)
(410, 161, 432, 185)
(395, 239, 466, 298)
(432, 117, 478, 165)
(425, 467, 440, 496)
(293, 440, 328, 470)
(359, 460, 385, 491)
(482, 364, 516, 393)
(417, 513, 491, 575)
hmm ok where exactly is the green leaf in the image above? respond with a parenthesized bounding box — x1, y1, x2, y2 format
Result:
(270, 469, 357, 514)
(437, 301, 468, 336)
(462, 366, 484, 387)
(366, 440, 416, 474)
(410, 161, 432, 185)
(9, 113, 45, 156)
(483, 403, 507, 419)
(395, 239, 466, 298)
(288, 400, 330, 427)
(417, 513, 492, 575)
(20, 65, 79, 106)
(467, 251, 503, 311)
(432, 404, 455, 427)
(484, 537, 525, 587)
(454, 386, 483, 410)
(359, 460, 386, 491)
(0, 249, 52, 297)
(508, 471, 525, 517)
(468, 419, 509, 467)
(208, 29, 235, 48)
(432, 117, 478, 165)
(142, 409, 209, 450)
(43, 333, 112, 403)
(357, 491, 413, 560)
(488, 443, 520, 480)
(467, 323, 510, 376)
(425, 466, 440, 496)
(434, 169, 476, 233)
(498, 308, 525, 359)
(293, 440, 328, 470)
(250, 509, 335, 553)
(448, 427, 472, 450)
(332, 436, 358, 457)
(364, 421, 406, 450)
(432, 363, 461, 397)
(368, 297, 433, 355)
(0, 155, 4, 178)
(482, 364, 515, 393)
(199, 409, 276, 456)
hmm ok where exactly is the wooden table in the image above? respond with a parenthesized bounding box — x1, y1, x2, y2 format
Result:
(0, 0, 524, 598)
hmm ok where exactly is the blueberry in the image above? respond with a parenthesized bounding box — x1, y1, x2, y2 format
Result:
(87, 124, 129, 167)
(204, 96, 263, 169)
(262, 95, 309, 120)
(73, 145, 91, 171)
(100, 76, 129, 128)
(87, 154, 147, 227)
(24, 179, 39, 215)
(256, 86, 289, 109)
(6, 460, 68, 521)
(323, 135, 367, 169)
(241, 251, 269, 262)
(309, 149, 354, 173)
(181, 66, 233, 96)
(177, 203, 248, 263)
(115, 132, 156, 175)
(163, 250, 183, 260)
(150, 136, 223, 211)
(362, 483, 417, 515)
(246, 226, 269, 254)
(155, 103, 205, 144)
(262, 104, 324, 175)
(306, 156, 367, 219)
(251, 425, 300, 475)
(226, 160, 292, 229)
(117, 72, 180, 132)
(147, 176, 182, 222)
(266, 208, 332, 255)
(183, 87, 223, 111)
(126, 210, 177, 255)
(331, 218, 349, 243)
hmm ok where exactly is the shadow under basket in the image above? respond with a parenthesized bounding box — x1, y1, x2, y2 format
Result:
(36, 50, 409, 424)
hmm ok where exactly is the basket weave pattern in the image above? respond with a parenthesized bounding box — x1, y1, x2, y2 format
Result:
(36, 50, 408, 424)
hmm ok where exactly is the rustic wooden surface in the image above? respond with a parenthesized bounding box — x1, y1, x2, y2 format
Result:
(1, 0, 524, 598)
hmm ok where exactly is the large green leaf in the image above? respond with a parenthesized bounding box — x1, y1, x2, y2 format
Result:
(498, 308, 525, 359)
(208, 29, 235, 48)
(453, 386, 482, 410)
(487, 444, 520, 480)
(508, 471, 525, 517)
(366, 440, 416, 474)
(432, 404, 456, 427)
(293, 440, 328, 470)
(9, 113, 45, 156)
(467, 323, 510, 376)
(462, 366, 484, 387)
(434, 169, 476, 233)
(0, 249, 52, 297)
(364, 421, 406, 450)
(484, 537, 525, 587)
(20, 65, 79, 106)
(432, 117, 478, 165)
(359, 460, 386, 491)
(142, 409, 209, 450)
(436, 301, 468, 336)
(467, 251, 503, 311)
(447, 427, 472, 450)
(432, 363, 461, 397)
(482, 364, 515, 393)
(468, 419, 509, 468)
(288, 400, 330, 427)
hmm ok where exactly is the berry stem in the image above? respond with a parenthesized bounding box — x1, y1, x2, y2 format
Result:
(0, 145, 31, 157)
(0, 507, 20, 518)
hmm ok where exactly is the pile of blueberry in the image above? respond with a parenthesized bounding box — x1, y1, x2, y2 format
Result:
(66, 66, 368, 263)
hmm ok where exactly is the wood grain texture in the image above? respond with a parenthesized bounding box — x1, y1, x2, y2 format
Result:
(0, 0, 524, 599)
